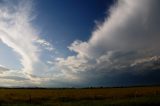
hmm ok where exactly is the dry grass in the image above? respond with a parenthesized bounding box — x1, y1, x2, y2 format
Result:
(0, 86, 159, 105)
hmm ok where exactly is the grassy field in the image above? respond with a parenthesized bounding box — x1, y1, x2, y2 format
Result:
(0, 86, 159, 106)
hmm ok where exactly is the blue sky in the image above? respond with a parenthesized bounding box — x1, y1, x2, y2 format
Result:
(34, 0, 114, 56)
(0, 0, 160, 87)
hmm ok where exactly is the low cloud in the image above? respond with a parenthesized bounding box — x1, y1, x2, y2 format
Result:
(0, 65, 9, 73)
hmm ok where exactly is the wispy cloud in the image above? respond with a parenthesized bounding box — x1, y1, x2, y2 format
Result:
(0, 0, 38, 74)
(36, 39, 55, 52)
(0, 0, 54, 82)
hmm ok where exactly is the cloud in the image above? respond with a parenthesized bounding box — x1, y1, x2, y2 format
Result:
(0, 0, 54, 81)
(0, 0, 38, 74)
(55, 0, 160, 86)
(0, 75, 28, 81)
(89, 0, 160, 53)
(0, 65, 9, 73)
(36, 39, 55, 52)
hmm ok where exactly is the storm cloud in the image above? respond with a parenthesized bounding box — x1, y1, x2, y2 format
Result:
(55, 0, 160, 86)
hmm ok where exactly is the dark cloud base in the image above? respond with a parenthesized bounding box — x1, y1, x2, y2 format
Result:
(73, 69, 160, 87)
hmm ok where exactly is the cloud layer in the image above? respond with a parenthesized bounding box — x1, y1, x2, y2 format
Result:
(0, 65, 9, 73)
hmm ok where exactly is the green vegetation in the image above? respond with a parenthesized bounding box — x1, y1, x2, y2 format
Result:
(0, 86, 159, 106)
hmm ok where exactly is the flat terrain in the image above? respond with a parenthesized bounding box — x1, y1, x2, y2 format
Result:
(0, 86, 160, 106)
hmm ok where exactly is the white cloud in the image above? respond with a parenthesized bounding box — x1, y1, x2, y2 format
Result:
(36, 39, 55, 52)
(0, 0, 54, 82)
(0, 0, 38, 74)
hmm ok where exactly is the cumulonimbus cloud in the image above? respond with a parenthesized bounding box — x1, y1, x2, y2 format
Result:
(55, 0, 160, 86)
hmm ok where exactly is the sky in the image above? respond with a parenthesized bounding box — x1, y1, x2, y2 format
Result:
(0, 0, 160, 87)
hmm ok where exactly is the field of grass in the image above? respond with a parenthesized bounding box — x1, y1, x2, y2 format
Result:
(0, 86, 159, 106)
